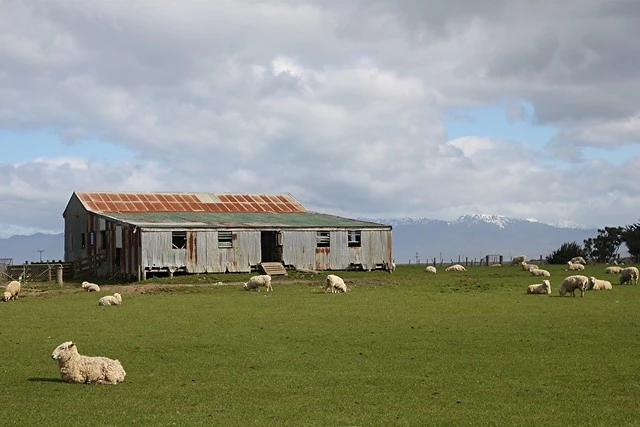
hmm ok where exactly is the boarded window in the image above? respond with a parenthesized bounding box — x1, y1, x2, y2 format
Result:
(172, 231, 187, 249)
(316, 231, 330, 248)
(218, 231, 233, 248)
(347, 230, 361, 247)
(100, 230, 107, 249)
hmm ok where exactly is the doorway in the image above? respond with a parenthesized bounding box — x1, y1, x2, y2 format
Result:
(260, 231, 283, 263)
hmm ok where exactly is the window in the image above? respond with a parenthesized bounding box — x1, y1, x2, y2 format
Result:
(347, 230, 361, 247)
(316, 231, 330, 248)
(100, 230, 107, 249)
(89, 231, 95, 246)
(218, 231, 233, 248)
(172, 231, 187, 249)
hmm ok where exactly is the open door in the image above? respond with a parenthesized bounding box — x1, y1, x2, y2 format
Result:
(260, 231, 283, 263)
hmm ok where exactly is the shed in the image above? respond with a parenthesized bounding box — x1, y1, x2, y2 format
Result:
(63, 191, 393, 278)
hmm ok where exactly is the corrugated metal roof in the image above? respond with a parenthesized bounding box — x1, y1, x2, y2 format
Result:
(98, 211, 390, 229)
(75, 192, 307, 214)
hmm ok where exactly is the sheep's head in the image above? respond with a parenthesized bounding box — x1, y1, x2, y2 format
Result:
(81, 281, 89, 288)
(113, 293, 122, 302)
(243, 283, 248, 290)
(1, 291, 10, 301)
(51, 341, 76, 360)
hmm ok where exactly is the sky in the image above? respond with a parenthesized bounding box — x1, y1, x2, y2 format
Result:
(1, 0, 639, 239)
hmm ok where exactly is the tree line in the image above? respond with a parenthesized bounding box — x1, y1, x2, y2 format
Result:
(546, 221, 640, 264)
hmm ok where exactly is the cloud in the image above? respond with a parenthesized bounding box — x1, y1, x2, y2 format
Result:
(0, 0, 639, 237)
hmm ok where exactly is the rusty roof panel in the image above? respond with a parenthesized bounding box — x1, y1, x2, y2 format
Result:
(76, 192, 308, 214)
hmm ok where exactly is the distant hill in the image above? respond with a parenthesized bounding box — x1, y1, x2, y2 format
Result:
(367, 214, 599, 265)
(0, 233, 64, 265)
(0, 214, 602, 267)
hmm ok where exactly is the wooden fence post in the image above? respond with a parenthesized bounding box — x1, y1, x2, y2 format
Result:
(56, 265, 63, 287)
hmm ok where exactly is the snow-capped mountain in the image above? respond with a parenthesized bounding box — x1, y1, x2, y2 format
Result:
(365, 214, 598, 264)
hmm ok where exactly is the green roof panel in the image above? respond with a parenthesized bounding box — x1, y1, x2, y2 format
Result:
(100, 211, 391, 230)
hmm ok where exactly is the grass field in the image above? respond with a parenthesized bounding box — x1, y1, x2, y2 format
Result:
(1, 264, 640, 426)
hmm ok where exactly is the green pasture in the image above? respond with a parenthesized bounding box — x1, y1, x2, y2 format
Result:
(1, 264, 639, 426)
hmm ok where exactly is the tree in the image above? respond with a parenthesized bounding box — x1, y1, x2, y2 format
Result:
(583, 226, 623, 263)
(621, 222, 640, 263)
(545, 241, 586, 264)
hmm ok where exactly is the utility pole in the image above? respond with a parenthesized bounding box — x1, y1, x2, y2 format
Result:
(37, 250, 44, 262)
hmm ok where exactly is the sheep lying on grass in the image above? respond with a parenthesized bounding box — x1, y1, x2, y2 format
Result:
(586, 277, 612, 291)
(566, 261, 585, 271)
(558, 275, 588, 297)
(98, 293, 122, 306)
(2, 279, 21, 302)
(570, 256, 587, 265)
(604, 266, 622, 274)
(82, 281, 101, 292)
(445, 264, 466, 272)
(520, 262, 538, 272)
(425, 266, 437, 274)
(530, 268, 551, 277)
(51, 341, 126, 384)
(325, 274, 347, 293)
(526, 279, 551, 295)
(511, 255, 526, 266)
(243, 275, 273, 292)
(619, 267, 639, 285)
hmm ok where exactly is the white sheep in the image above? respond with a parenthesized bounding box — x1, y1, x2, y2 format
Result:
(586, 277, 613, 291)
(51, 341, 126, 384)
(445, 264, 466, 272)
(2, 279, 21, 302)
(325, 274, 347, 293)
(566, 261, 585, 271)
(570, 256, 587, 265)
(520, 261, 538, 272)
(243, 275, 273, 292)
(604, 266, 622, 274)
(425, 266, 437, 274)
(526, 279, 551, 295)
(82, 281, 101, 292)
(619, 267, 639, 285)
(388, 260, 396, 274)
(98, 293, 122, 306)
(511, 255, 526, 266)
(558, 275, 589, 297)
(530, 268, 551, 277)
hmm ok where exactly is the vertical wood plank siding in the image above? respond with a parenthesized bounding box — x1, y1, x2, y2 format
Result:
(141, 230, 261, 273)
(282, 229, 391, 271)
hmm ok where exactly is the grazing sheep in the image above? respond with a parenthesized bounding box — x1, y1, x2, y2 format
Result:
(388, 260, 396, 274)
(558, 275, 589, 297)
(51, 341, 126, 385)
(98, 293, 122, 306)
(243, 275, 273, 292)
(520, 261, 538, 272)
(604, 266, 622, 274)
(82, 281, 101, 292)
(2, 279, 21, 302)
(445, 264, 466, 272)
(325, 274, 347, 293)
(586, 277, 613, 291)
(526, 279, 551, 295)
(566, 261, 585, 271)
(619, 267, 639, 285)
(570, 256, 587, 265)
(425, 266, 437, 274)
(530, 268, 551, 277)
(511, 255, 526, 266)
